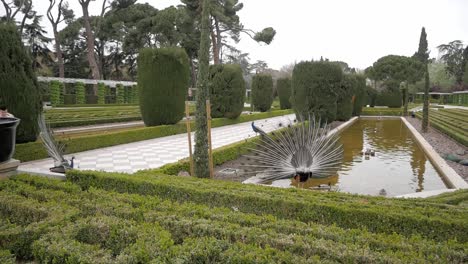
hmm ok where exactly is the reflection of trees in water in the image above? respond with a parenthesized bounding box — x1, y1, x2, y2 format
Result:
(364, 119, 411, 152)
(339, 120, 364, 166)
(410, 142, 426, 192)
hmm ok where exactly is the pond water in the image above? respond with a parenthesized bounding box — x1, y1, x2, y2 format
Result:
(292, 118, 448, 197)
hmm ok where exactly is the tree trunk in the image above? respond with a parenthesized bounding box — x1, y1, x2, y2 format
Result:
(214, 18, 223, 64)
(210, 28, 219, 64)
(81, 1, 101, 95)
(52, 26, 65, 78)
(422, 64, 430, 132)
(403, 83, 409, 116)
(190, 57, 197, 88)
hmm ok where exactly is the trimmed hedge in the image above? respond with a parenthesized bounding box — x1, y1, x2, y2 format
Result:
(14, 110, 293, 162)
(0, 22, 42, 143)
(277, 78, 292, 109)
(209, 64, 245, 119)
(138, 47, 189, 126)
(75, 82, 85, 105)
(361, 107, 403, 116)
(376, 89, 402, 108)
(97, 83, 105, 105)
(352, 75, 366, 116)
(0, 174, 465, 263)
(49, 81, 61, 106)
(67, 170, 468, 243)
(116, 84, 124, 105)
(291, 61, 342, 123)
(415, 109, 468, 146)
(336, 74, 355, 121)
(251, 74, 274, 112)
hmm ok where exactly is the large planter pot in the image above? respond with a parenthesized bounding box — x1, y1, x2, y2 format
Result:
(0, 118, 20, 163)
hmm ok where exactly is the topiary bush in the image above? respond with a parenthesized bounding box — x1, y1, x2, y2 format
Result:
(376, 89, 402, 108)
(49, 81, 61, 107)
(116, 84, 124, 104)
(251, 74, 273, 112)
(131, 86, 139, 104)
(209, 64, 245, 119)
(0, 23, 42, 143)
(291, 61, 342, 122)
(276, 78, 292, 109)
(137, 48, 189, 126)
(97, 83, 105, 105)
(75, 82, 85, 104)
(336, 74, 355, 121)
(352, 75, 366, 116)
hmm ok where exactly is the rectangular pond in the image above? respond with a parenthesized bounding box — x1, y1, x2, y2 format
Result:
(330, 118, 448, 196)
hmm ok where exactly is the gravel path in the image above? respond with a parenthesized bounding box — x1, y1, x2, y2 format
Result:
(405, 117, 468, 181)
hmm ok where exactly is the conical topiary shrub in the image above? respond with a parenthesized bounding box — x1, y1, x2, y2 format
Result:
(276, 78, 292, 109)
(0, 23, 42, 143)
(209, 64, 245, 119)
(251, 74, 273, 112)
(137, 47, 189, 126)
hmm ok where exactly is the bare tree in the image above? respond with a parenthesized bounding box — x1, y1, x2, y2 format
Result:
(78, 0, 101, 94)
(47, 0, 74, 78)
(1, 0, 25, 22)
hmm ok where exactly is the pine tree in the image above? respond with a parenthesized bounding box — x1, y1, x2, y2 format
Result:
(193, 0, 211, 178)
(415, 27, 430, 132)
(0, 23, 42, 143)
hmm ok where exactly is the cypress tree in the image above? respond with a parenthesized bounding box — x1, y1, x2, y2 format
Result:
(193, 0, 211, 178)
(291, 61, 342, 123)
(336, 74, 355, 121)
(251, 74, 274, 112)
(277, 78, 292, 109)
(415, 27, 430, 132)
(137, 47, 189, 126)
(0, 23, 42, 143)
(352, 75, 366, 116)
(209, 64, 245, 119)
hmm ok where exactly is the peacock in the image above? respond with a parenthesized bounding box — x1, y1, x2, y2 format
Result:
(38, 113, 74, 173)
(244, 116, 343, 183)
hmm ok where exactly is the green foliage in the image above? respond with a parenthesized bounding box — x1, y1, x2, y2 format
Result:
(361, 107, 402, 116)
(376, 89, 403, 108)
(67, 170, 468, 244)
(75, 82, 85, 104)
(0, 174, 466, 263)
(336, 74, 355, 121)
(14, 109, 292, 162)
(415, 108, 468, 146)
(137, 47, 190, 126)
(276, 78, 292, 109)
(116, 84, 124, 104)
(251, 74, 274, 112)
(0, 250, 15, 264)
(97, 83, 106, 105)
(253, 27, 276, 44)
(352, 75, 366, 116)
(209, 64, 245, 119)
(49, 81, 61, 107)
(131, 86, 139, 104)
(365, 86, 378, 107)
(291, 61, 342, 122)
(0, 23, 42, 143)
(437, 40, 465, 84)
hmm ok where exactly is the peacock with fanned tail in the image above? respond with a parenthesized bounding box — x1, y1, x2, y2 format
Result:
(244, 117, 343, 183)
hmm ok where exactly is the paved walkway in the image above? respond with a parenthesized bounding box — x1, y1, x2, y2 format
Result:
(18, 114, 295, 177)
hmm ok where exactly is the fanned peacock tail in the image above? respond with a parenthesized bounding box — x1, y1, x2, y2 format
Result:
(38, 113, 70, 168)
(243, 116, 343, 183)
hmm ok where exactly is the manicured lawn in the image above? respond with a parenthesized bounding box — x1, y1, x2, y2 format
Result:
(0, 173, 466, 263)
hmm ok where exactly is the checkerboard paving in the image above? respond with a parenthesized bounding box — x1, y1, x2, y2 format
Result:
(18, 114, 295, 176)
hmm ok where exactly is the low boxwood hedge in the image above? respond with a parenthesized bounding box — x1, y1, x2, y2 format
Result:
(1, 174, 465, 263)
(361, 107, 402, 116)
(66, 170, 468, 243)
(15, 110, 293, 162)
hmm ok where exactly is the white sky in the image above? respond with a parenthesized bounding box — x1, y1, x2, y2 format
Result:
(5, 0, 468, 70)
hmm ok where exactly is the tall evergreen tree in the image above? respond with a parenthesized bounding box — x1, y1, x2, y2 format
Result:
(415, 27, 430, 132)
(193, 0, 211, 178)
(0, 23, 42, 143)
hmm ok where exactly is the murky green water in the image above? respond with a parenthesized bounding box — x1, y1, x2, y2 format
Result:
(334, 118, 447, 196)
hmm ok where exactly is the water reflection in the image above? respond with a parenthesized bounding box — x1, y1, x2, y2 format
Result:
(293, 119, 447, 197)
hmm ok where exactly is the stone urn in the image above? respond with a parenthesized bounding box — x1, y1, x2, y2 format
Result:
(0, 118, 20, 163)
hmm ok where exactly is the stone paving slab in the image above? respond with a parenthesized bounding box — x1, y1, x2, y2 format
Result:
(18, 114, 295, 176)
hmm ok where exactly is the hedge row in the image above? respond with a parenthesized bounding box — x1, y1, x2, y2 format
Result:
(361, 107, 403, 116)
(415, 109, 468, 146)
(1, 175, 465, 263)
(66, 170, 468, 243)
(15, 110, 293, 162)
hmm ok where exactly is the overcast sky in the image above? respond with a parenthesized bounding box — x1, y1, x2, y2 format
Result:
(4, 0, 468, 70)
